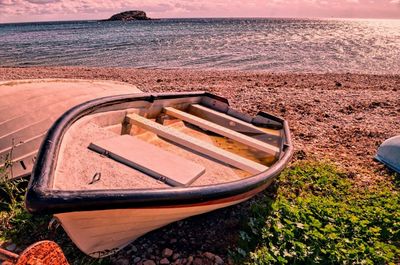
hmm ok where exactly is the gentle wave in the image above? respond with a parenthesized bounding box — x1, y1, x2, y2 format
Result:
(0, 18, 399, 73)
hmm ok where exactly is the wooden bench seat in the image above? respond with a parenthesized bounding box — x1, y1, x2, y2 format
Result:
(89, 135, 206, 187)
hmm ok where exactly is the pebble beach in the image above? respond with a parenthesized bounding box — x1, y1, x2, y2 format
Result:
(1, 66, 399, 264)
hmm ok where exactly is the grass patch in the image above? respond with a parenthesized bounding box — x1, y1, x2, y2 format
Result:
(235, 162, 400, 264)
(0, 167, 111, 265)
(2, 161, 399, 264)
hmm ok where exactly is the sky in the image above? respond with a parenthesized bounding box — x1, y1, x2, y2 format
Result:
(0, 0, 400, 23)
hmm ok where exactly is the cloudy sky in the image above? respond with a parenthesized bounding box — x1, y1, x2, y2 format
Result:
(1, 0, 400, 23)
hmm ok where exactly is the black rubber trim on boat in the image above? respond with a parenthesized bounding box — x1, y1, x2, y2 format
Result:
(25, 91, 293, 214)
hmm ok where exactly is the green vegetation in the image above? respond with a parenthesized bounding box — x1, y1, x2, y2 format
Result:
(235, 162, 400, 264)
(0, 166, 111, 265)
(2, 161, 399, 264)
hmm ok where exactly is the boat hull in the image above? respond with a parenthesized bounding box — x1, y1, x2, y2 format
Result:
(56, 195, 251, 257)
(375, 135, 400, 173)
(0, 79, 141, 179)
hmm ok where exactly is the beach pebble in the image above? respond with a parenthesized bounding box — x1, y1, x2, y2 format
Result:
(143, 260, 156, 265)
(172, 258, 184, 265)
(172, 253, 180, 260)
(162, 248, 173, 258)
(193, 257, 204, 265)
(115, 258, 129, 265)
(160, 258, 170, 264)
(131, 245, 138, 252)
(214, 255, 224, 264)
(6, 243, 16, 252)
(203, 252, 215, 260)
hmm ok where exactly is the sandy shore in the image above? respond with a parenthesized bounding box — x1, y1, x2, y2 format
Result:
(1, 66, 399, 263)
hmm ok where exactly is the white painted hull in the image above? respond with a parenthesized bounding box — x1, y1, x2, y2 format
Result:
(55, 197, 249, 257)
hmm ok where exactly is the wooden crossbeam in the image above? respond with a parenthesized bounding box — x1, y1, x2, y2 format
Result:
(164, 107, 279, 156)
(126, 113, 268, 174)
(189, 104, 280, 136)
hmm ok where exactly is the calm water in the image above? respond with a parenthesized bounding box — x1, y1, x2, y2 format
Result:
(0, 18, 399, 73)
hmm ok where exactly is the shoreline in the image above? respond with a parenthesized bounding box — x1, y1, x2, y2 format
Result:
(2, 65, 400, 76)
(1, 66, 399, 183)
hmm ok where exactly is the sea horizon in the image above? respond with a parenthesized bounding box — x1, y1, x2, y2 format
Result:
(2, 16, 400, 25)
(1, 17, 399, 74)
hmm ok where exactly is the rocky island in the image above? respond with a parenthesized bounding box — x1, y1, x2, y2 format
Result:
(106, 10, 151, 21)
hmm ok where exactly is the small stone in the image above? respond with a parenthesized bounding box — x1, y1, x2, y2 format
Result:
(15, 247, 23, 253)
(143, 260, 156, 265)
(172, 253, 180, 260)
(203, 252, 215, 260)
(193, 257, 203, 265)
(160, 258, 170, 264)
(172, 258, 183, 265)
(131, 245, 138, 252)
(133, 257, 141, 263)
(162, 248, 173, 258)
(214, 255, 224, 264)
(115, 258, 129, 265)
(6, 243, 16, 252)
(335, 81, 342, 87)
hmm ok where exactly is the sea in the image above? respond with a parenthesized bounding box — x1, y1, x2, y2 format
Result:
(0, 18, 399, 74)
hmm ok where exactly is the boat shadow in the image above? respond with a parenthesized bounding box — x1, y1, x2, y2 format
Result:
(373, 158, 400, 188)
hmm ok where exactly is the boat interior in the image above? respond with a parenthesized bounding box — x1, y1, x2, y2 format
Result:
(52, 95, 284, 191)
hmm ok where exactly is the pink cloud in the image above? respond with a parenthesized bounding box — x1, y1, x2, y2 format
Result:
(0, 0, 399, 23)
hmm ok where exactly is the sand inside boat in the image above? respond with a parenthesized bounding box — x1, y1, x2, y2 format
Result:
(53, 107, 278, 190)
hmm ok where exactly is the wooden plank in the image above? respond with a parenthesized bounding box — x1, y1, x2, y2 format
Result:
(189, 104, 270, 134)
(89, 135, 206, 187)
(164, 107, 279, 155)
(126, 113, 268, 174)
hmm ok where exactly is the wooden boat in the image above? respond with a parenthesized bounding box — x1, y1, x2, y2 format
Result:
(25, 92, 293, 258)
(0, 79, 141, 179)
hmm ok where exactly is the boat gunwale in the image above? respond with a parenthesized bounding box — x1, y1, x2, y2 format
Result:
(25, 91, 293, 214)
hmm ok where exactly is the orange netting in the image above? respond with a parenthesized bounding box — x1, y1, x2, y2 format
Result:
(15, 241, 69, 265)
